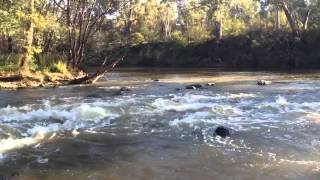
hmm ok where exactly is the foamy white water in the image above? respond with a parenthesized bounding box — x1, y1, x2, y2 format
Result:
(1, 70, 320, 179)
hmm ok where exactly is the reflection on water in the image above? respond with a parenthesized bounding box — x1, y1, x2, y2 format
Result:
(0, 69, 320, 179)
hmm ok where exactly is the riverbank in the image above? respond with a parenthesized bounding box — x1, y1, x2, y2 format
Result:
(0, 71, 85, 89)
(86, 31, 320, 69)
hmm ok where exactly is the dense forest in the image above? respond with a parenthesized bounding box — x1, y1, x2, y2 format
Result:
(1, 0, 320, 87)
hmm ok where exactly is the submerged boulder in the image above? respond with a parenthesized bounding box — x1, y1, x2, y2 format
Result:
(120, 87, 131, 91)
(186, 84, 202, 89)
(214, 126, 230, 138)
(257, 80, 272, 86)
(86, 94, 103, 98)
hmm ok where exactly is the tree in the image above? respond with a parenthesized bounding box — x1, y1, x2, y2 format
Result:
(54, 0, 119, 69)
(19, 0, 35, 73)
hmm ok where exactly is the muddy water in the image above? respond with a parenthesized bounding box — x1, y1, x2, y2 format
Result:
(0, 69, 320, 180)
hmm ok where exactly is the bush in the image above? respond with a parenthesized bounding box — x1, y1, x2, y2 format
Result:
(50, 61, 69, 74)
(130, 32, 145, 45)
(0, 54, 22, 66)
(0, 54, 22, 72)
(37, 53, 67, 70)
(171, 31, 188, 46)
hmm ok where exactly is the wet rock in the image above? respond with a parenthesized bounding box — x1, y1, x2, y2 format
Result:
(257, 80, 272, 86)
(120, 87, 131, 91)
(214, 126, 230, 138)
(206, 82, 215, 86)
(86, 94, 103, 98)
(153, 79, 160, 82)
(113, 90, 123, 96)
(186, 84, 202, 89)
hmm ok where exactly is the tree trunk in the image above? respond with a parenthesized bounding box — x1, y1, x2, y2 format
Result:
(280, 2, 299, 37)
(20, 0, 35, 73)
(275, 5, 281, 30)
(303, 9, 311, 31)
(217, 17, 223, 41)
(68, 57, 123, 85)
(216, 0, 223, 42)
(7, 36, 13, 53)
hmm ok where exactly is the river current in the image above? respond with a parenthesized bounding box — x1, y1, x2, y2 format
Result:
(0, 69, 320, 180)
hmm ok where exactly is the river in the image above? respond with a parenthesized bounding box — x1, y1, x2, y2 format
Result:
(0, 68, 320, 180)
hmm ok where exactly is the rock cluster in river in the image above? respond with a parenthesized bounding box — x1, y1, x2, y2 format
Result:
(185, 82, 215, 90)
(257, 80, 272, 86)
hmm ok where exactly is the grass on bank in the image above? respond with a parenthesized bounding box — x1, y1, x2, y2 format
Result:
(0, 53, 71, 76)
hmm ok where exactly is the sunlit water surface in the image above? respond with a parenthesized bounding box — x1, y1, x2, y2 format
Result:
(0, 69, 320, 180)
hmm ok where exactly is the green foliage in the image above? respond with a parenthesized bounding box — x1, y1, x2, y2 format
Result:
(130, 32, 145, 45)
(0, 54, 21, 72)
(188, 26, 211, 42)
(171, 31, 188, 46)
(37, 53, 69, 74)
(0, 54, 21, 66)
(50, 61, 69, 74)
(224, 18, 247, 36)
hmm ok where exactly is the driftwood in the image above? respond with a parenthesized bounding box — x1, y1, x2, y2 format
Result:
(68, 57, 124, 85)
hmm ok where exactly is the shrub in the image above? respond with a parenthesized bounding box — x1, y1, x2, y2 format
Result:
(171, 31, 188, 46)
(130, 32, 145, 45)
(50, 61, 69, 74)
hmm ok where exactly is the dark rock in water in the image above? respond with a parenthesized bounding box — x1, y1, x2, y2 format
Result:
(206, 82, 215, 86)
(175, 88, 182, 91)
(215, 126, 230, 138)
(257, 80, 272, 86)
(86, 94, 103, 98)
(153, 79, 160, 82)
(113, 90, 123, 96)
(186, 85, 196, 89)
(120, 87, 131, 91)
(186, 84, 202, 89)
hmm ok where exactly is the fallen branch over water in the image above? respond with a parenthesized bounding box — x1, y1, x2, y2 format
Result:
(68, 57, 123, 85)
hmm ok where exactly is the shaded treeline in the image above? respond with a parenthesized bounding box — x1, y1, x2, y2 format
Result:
(88, 30, 320, 69)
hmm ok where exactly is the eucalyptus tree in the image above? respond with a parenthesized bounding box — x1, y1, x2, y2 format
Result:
(53, 0, 119, 69)
(200, 0, 258, 41)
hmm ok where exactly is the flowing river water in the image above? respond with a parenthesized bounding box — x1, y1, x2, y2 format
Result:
(0, 68, 320, 180)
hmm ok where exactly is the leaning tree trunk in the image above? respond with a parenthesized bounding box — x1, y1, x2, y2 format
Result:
(280, 2, 299, 37)
(68, 57, 123, 85)
(303, 9, 311, 31)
